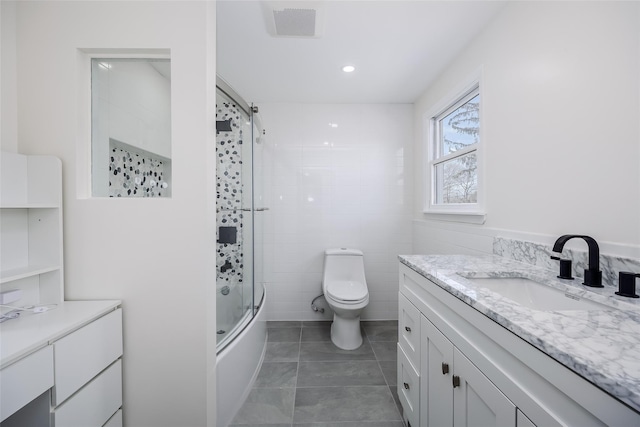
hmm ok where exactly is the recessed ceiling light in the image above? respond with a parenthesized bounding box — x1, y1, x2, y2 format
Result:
(342, 65, 355, 73)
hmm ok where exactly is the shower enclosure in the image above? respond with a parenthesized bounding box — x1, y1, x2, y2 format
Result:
(215, 78, 265, 352)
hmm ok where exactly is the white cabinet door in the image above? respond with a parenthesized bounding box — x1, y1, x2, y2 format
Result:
(453, 348, 516, 427)
(399, 293, 421, 369)
(421, 315, 454, 427)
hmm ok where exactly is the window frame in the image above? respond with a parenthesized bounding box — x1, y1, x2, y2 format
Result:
(423, 72, 485, 223)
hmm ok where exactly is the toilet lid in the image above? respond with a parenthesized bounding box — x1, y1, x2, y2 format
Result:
(326, 280, 368, 302)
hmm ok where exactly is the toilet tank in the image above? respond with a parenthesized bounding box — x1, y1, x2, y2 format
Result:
(323, 248, 366, 283)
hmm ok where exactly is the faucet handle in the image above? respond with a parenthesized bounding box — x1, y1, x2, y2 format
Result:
(616, 272, 640, 298)
(550, 256, 574, 280)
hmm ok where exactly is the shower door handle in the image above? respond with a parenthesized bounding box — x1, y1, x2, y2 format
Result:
(255, 207, 270, 211)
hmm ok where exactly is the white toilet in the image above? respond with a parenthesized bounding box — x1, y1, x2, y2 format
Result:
(322, 248, 370, 350)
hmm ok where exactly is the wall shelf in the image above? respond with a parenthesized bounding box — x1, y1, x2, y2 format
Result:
(1, 152, 63, 307)
(0, 266, 61, 284)
(0, 205, 60, 209)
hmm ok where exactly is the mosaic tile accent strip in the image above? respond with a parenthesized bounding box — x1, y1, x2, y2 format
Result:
(216, 98, 246, 290)
(108, 142, 170, 198)
(493, 237, 640, 288)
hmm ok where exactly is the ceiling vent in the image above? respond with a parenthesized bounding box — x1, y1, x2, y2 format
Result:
(265, 1, 325, 38)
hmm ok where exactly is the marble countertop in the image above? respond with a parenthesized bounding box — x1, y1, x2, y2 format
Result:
(399, 254, 640, 413)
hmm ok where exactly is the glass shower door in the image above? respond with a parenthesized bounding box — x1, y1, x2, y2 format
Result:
(215, 89, 254, 348)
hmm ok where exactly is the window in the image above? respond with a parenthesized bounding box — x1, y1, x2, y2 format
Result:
(90, 57, 172, 198)
(425, 79, 484, 221)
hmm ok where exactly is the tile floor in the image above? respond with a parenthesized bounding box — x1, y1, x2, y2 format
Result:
(229, 320, 404, 427)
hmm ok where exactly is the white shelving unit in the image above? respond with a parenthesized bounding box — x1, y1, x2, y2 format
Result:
(1, 152, 63, 307)
(0, 152, 123, 426)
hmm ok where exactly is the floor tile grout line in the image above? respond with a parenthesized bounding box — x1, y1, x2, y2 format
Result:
(291, 328, 302, 424)
(294, 385, 395, 389)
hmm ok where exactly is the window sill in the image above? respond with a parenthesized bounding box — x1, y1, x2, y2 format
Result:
(422, 210, 486, 225)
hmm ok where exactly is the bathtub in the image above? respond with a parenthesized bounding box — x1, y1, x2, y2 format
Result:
(216, 287, 267, 427)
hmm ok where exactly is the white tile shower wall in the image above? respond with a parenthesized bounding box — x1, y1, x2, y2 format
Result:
(96, 60, 171, 158)
(259, 103, 413, 321)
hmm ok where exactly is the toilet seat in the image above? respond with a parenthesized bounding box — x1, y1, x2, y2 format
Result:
(326, 280, 368, 303)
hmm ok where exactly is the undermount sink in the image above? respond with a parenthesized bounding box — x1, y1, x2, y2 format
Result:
(467, 276, 610, 311)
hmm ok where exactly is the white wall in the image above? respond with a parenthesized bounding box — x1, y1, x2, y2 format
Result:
(260, 103, 413, 320)
(413, 1, 640, 259)
(13, 2, 217, 426)
(1, 0, 18, 152)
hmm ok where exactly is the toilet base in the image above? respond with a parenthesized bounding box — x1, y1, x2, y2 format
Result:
(330, 314, 363, 350)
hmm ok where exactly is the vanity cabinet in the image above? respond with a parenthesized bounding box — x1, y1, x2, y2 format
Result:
(1, 304, 122, 427)
(398, 262, 640, 427)
(401, 293, 516, 427)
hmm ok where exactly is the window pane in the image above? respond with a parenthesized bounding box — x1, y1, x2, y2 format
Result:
(91, 58, 172, 197)
(434, 152, 477, 204)
(439, 94, 479, 157)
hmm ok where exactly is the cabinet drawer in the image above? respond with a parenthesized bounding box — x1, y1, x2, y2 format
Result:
(399, 293, 421, 371)
(0, 346, 54, 422)
(397, 344, 419, 427)
(53, 309, 123, 405)
(54, 359, 122, 427)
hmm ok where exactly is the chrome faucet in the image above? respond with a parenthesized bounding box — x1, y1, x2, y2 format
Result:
(552, 235, 603, 287)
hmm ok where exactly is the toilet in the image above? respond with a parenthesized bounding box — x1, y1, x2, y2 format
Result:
(322, 248, 370, 350)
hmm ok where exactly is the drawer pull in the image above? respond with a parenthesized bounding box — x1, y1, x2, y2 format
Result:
(405, 326, 412, 332)
(404, 382, 410, 390)
(442, 362, 450, 375)
(452, 375, 461, 388)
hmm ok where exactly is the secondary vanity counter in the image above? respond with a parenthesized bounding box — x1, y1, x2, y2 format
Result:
(0, 300, 123, 426)
(0, 300, 121, 368)
(398, 254, 640, 425)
